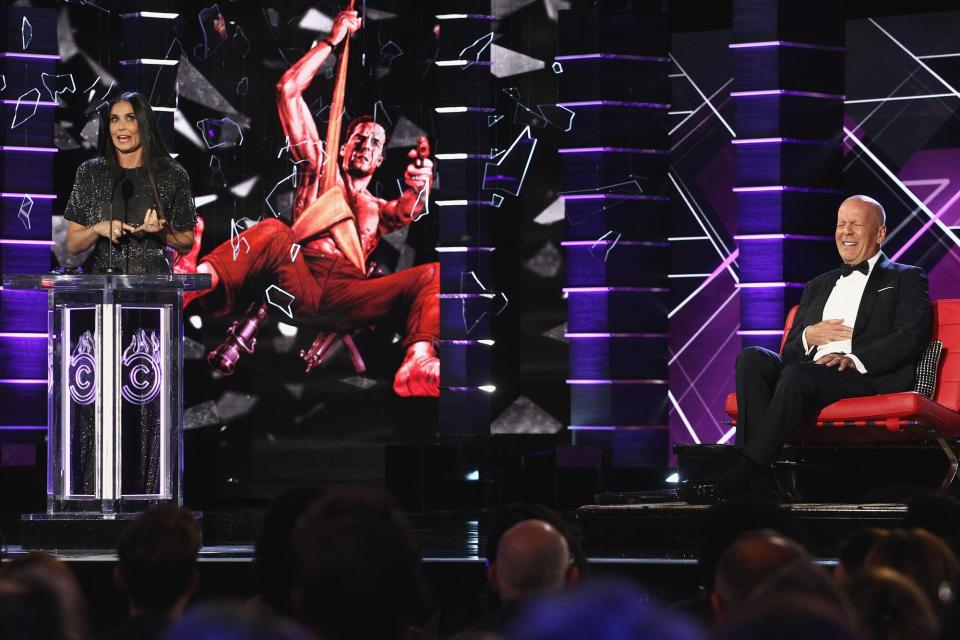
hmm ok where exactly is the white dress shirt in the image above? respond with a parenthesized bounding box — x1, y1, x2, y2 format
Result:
(801, 251, 882, 374)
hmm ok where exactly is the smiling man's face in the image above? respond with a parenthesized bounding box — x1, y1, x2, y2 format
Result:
(835, 197, 885, 265)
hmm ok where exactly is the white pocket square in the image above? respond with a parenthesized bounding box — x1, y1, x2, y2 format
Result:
(877, 286, 895, 292)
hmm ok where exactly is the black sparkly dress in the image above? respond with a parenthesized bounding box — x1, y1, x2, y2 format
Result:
(64, 157, 198, 274)
(63, 156, 197, 495)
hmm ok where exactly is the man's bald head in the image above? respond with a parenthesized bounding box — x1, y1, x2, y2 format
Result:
(840, 195, 886, 227)
(713, 530, 812, 617)
(836, 195, 886, 265)
(493, 519, 572, 602)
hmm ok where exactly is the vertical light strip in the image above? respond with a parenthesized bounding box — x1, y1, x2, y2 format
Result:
(668, 389, 701, 445)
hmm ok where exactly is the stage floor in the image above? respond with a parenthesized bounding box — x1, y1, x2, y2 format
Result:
(4, 501, 910, 563)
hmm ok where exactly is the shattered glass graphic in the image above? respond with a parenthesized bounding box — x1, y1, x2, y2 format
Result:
(491, 395, 563, 434)
(459, 32, 494, 69)
(41, 73, 76, 103)
(491, 43, 544, 78)
(17, 195, 33, 231)
(184, 400, 220, 430)
(11, 89, 41, 129)
(589, 231, 622, 262)
(552, 61, 564, 73)
(183, 336, 206, 360)
(542, 322, 569, 343)
(341, 376, 378, 390)
(216, 391, 259, 422)
(483, 126, 537, 196)
(229, 218, 252, 260)
(461, 271, 509, 334)
(236, 76, 249, 96)
(265, 166, 297, 219)
(197, 117, 244, 149)
(21, 16, 32, 50)
(524, 242, 562, 278)
(265, 284, 295, 319)
(533, 197, 564, 225)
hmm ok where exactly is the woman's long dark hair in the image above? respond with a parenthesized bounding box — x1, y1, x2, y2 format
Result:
(97, 91, 171, 171)
(97, 91, 173, 218)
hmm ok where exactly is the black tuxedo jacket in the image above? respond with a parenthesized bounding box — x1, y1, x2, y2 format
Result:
(780, 253, 930, 395)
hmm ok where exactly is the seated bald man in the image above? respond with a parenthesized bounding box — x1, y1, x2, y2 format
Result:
(682, 195, 930, 504)
(472, 519, 579, 634)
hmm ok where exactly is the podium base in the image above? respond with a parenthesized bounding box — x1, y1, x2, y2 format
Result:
(21, 511, 203, 551)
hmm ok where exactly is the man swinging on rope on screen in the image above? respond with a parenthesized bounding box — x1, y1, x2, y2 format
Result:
(178, 9, 440, 397)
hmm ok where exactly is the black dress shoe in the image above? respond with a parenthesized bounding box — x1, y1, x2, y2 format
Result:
(748, 468, 792, 503)
(677, 479, 719, 504)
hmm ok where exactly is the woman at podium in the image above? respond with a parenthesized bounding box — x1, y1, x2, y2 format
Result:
(64, 91, 197, 274)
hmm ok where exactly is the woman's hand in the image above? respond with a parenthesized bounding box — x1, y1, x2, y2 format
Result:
(133, 208, 168, 235)
(96, 219, 136, 244)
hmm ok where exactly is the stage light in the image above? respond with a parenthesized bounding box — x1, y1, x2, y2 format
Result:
(478, 385, 496, 393)
(188, 316, 203, 330)
(464, 469, 480, 482)
(665, 472, 679, 483)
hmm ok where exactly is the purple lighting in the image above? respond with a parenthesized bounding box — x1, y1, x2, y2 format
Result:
(563, 286, 669, 293)
(561, 240, 669, 247)
(732, 186, 843, 194)
(737, 330, 785, 336)
(730, 89, 845, 100)
(557, 100, 670, 109)
(0, 332, 46, 338)
(0, 379, 47, 384)
(734, 234, 833, 241)
(565, 332, 668, 338)
(566, 379, 669, 384)
(0, 52, 60, 60)
(735, 282, 805, 288)
(0, 146, 58, 153)
(560, 193, 669, 201)
(1, 100, 57, 107)
(0, 239, 54, 246)
(558, 147, 668, 155)
(731, 137, 840, 146)
(569, 425, 669, 431)
(554, 53, 670, 63)
(728, 41, 846, 52)
(1, 192, 57, 200)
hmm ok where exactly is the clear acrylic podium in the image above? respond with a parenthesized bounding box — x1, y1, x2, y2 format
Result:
(3, 274, 210, 526)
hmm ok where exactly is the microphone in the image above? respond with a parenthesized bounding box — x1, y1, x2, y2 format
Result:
(103, 166, 125, 274)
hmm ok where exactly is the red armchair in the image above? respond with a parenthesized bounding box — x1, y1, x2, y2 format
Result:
(725, 300, 960, 491)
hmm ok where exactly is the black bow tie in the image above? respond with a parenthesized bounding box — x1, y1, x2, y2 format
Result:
(840, 261, 869, 277)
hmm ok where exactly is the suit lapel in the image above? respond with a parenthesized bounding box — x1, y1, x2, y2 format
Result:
(853, 253, 888, 338)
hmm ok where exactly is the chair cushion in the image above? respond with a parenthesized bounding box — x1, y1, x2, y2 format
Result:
(725, 391, 960, 438)
(914, 340, 944, 399)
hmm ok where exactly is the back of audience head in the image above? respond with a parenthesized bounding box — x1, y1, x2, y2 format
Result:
(717, 596, 860, 640)
(489, 519, 578, 603)
(836, 528, 890, 583)
(505, 579, 703, 640)
(254, 485, 325, 616)
(293, 487, 424, 640)
(904, 493, 960, 557)
(698, 497, 801, 593)
(115, 505, 201, 616)
(711, 529, 813, 622)
(163, 600, 311, 640)
(843, 567, 938, 640)
(863, 527, 959, 609)
(485, 502, 588, 577)
(0, 553, 89, 640)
